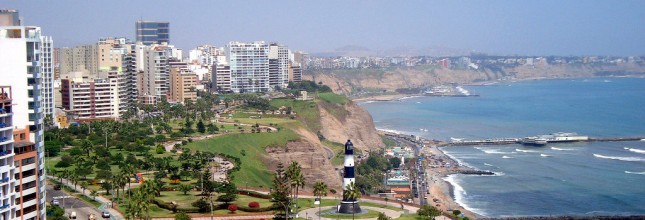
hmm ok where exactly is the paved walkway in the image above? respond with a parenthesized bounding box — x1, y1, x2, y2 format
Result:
(298, 206, 401, 220)
(47, 175, 125, 220)
(154, 215, 274, 220)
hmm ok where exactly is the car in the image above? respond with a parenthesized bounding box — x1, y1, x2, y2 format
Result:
(51, 199, 60, 206)
(101, 211, 110, 218)
(53, 185, 61, 190)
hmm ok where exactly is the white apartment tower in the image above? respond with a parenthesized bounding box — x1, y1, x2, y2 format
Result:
(268, 43, 290, 90)
(142, 44, 171, 102)
(0, 18, 47, 219)
(228, 41, 269, 93)
(40, 36, 55, 127)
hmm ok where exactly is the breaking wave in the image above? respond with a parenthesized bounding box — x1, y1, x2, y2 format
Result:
(625, 171, 645, 175)
(515, 148, 538, 153)
(624, 147, 645, 155)
(593, 154, 645, 162)
(551, 147, 575, 151)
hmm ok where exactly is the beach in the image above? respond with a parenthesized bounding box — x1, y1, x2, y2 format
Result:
(421, 143, 482, 219)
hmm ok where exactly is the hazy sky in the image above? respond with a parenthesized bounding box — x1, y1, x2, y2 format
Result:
(4, 0, 645, 56)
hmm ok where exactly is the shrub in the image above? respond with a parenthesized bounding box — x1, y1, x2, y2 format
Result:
(228, 204, 237, 213)
(248, 201, 260, 208)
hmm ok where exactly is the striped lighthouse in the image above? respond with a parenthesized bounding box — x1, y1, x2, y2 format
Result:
(338, 139, 361, 214)
(343, 139, 355, 189)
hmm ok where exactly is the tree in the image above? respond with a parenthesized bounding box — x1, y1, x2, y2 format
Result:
(80, 181, 88, 194)
(179, 184, 192, 195)
(313, 181, 328, 218)
(389, 157, 402, 168)
(227, 204, 238, 213)
(216, 182, 238, 204)
(342, 182, 361, 201)
(417, 205, 442, 220)
(287, 161, 305, 216)
(197, 119, 206, 133)
(175, 212, 191, 220)
(90, 189, 98, 200)
(377, 212, 391, 220)
(452, 210, 462, 217)
(271, 162, 291, 219)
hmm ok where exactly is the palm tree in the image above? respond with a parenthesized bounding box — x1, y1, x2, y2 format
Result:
(80, 138, 94, 156)
(343, 182, 362, 218)
(313, 181, 328, 220)
(287, 161, 305, 217)
(80, 181, 88, 194)
(343, 182, 361, 201)
(90, 189, 98, 200)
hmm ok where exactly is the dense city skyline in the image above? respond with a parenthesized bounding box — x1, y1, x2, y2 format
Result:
(4, 0, 645, 56)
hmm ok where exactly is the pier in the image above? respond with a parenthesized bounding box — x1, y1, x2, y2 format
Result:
(448, 136, 645, 146)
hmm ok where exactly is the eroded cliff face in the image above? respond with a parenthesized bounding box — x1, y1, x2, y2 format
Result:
(305, 63, 645, 94)
(318, 101, 384, 151)
(265, 128, 342, 189)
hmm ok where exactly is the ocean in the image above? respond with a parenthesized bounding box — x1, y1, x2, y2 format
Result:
(360, 78, 645, 217)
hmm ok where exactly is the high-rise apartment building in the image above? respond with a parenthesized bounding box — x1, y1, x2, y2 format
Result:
(169, 67, 197, 103)
(40, 36, 55, 126)
(228, 41, 269, 93)
(141, 44, 171, 102)
(0, 20, 47, 219)
(0, 86, 17, 220)
(268, 43, 290, 90)
(135, 21, 169, 46)
(59, 44, 98, 76)
(211, 64, 231, 93)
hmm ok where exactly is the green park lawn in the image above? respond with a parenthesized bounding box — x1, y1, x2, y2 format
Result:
(183, 128, 300, 188)
(318, 92, 349, 105)
(270, 98, 321, 132)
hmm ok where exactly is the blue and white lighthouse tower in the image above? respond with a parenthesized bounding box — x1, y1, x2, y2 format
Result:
(338, 139, 361, 213)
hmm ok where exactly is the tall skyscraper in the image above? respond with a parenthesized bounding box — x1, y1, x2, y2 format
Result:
(228, 41, 269, 93)
(0, 14, 47, 219)
(135, 21, 169, 46)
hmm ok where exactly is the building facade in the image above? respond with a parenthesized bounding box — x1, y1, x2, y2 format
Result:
(60, 73, 120, 121)
(0, 23, 46, 220)
(228, 41, 269, 93)
(169, 67, 197, 103)
(268, 43, 290, 90)
(40, 36, 55, 126)
(135, 21, 169, 46)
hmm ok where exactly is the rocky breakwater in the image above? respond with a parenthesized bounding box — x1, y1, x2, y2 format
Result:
(458, 169, 495, 175)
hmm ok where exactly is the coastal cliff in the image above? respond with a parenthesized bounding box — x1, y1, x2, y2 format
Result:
(264, 95, 384, 189)
(305, 63, 645, 95)
(318, 99, 384, 151)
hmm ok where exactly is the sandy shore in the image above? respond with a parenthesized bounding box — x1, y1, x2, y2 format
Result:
(422, 144, 483, 219)
(351, 94, 418, 102)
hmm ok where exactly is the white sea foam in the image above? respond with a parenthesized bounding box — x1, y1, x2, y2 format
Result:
(443, 174, 488, 216)
(593, 154, 645, 162)
(551, 147, 575, 151)
(624, 147, 645, 154)
(484, 163, 493, 166)
(502, 156, 513, 159)
(625, 171, 645, 175)
(376, 128, 403, 134)
(515, 148, 538, 153)
(476, 147, 513, 155)
(540, 154, 551, 157)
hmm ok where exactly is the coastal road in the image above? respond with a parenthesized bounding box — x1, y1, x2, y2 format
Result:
(46, 183, 105, 219)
